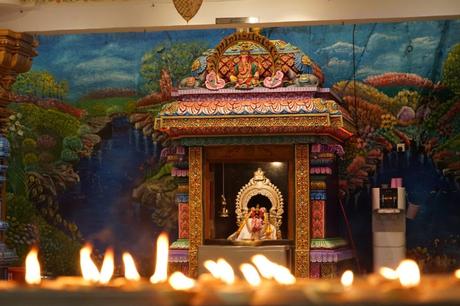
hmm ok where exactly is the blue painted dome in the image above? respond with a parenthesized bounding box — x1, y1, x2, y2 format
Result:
(0, 135, 10, 158)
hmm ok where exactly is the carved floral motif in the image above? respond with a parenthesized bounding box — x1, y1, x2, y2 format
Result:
(178, 203, 190, 239)
(188, 147, 202, 278)
(311, 200, 326, 239)
(295, 144, 310, 277)
(161, 98, 340, 116)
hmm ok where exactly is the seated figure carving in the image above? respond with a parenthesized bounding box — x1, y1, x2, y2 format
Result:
(228, 205, 277, 241)
(229, 49, 260, 89)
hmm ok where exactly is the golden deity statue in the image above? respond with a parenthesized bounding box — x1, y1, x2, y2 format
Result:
(228, 204, 277, 241)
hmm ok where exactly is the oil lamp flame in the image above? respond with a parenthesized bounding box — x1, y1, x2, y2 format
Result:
(251, 254, 274, 279)
(123, 252, 141, 281)
(341, 270, 354, 287)
(99, 248, 114, 284)
(379, 267, 399, 280)
(150, 232, 169, 284)
(169, 271, 196, 290)
(240, 263, 261, 287)
(217, 258, 235, 285)
(204, 260, 221, 279)
(272, 264, 296, 285)
(25, 248, 41, 285)
(455, 269, 460, 279)
(396, 259, 420, 288)
(80, 244, 100, 282)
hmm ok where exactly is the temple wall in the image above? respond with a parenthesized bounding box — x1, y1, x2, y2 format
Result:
(1, 19, 460, 274)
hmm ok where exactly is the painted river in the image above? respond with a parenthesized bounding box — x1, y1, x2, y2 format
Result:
(60, 117, 160, 260)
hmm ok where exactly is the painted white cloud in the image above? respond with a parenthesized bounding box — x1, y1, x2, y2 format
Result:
(367, 33, 400, 52)
(356, 53, 403, 78)
(410, 36, 438, 51)
(375, 53, 403, 68)
(94, 42, 140, 58)
(73, 71, 135, 86)
(327, 57, 350, 68)
(316, 41, 364, 56)
(75, 57, 135, 71)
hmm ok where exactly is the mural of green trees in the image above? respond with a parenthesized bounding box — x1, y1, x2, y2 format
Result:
(12, 71, 69, 100)
(140, 41, 208, 94)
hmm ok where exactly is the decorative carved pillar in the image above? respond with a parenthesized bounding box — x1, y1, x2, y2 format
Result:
(295, 144, 310, 277)
(188, 147, 203, 278)
(0, 29, 37, 278)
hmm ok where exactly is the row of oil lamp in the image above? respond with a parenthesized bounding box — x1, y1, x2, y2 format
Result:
(3, 232, 460, 305)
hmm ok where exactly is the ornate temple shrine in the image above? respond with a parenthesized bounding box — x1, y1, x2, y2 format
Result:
(154, 30, 356, 278)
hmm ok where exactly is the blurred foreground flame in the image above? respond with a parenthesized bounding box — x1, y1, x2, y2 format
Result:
(150, 233, 169, 284)
(397, 259, 420, 288)
(341, 270, 354, 287)
(25, 248, 41, 285)
(99, 248, 114, 284)
(123, 252, 141, 281)
(240, 263, 261, 287)
(80, 244, 100, 282)
(169, 271, 196, 290)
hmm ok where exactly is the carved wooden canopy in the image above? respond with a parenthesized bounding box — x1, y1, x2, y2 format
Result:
(235, 168, 284, 238)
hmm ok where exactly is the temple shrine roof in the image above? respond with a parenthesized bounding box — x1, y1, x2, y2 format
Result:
(154, 30, 356, 145)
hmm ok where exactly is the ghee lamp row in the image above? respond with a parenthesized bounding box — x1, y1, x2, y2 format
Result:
(3, 233, 460, 306)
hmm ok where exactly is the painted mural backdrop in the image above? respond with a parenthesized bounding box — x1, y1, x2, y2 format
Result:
(5, 20, 460, 274)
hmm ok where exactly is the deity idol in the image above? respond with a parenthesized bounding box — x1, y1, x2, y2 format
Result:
(228, 205, 277, 241)
(229, 49, 260, 89)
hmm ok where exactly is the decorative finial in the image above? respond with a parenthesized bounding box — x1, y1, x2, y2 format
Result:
(254, 168, 265, 181)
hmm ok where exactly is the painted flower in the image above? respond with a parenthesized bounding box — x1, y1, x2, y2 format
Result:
(8, 115, 16, 121)
(17, 130, 24, 136)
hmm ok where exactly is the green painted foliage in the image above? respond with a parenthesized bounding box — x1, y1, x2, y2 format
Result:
(22, 138, 37, 153)
(23, 153, 39, 166)
(6, 194, 81, 275)
(60, 148, 79, 162)
(76, 97, 137, 117)
(14, 103, 80, 138)
(442, 43, 460, 95)
(140, 41, 208, 94)
(12, 70, 69, 99)
(62, 136, 83, 152)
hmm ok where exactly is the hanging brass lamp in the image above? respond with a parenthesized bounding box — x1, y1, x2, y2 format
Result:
(219, 163, 229, 218)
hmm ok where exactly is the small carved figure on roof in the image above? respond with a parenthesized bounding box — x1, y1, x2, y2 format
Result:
(229, 47, 260, 89)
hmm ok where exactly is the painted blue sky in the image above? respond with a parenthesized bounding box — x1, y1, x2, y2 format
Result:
(33, 19, 460, 100)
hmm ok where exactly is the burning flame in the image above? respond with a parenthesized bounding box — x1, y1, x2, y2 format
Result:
(169, 271, 196, 290)
(341, 270, 354, 288)
(455, 269, 460, 279)
(251, 254, 275, 279)
(150, 233, 169, 284)
(217, 258, 235, 285)
(204, 260, 221, 279)
(80, 244, 100, 282)
(396, 259, 420, 288)
(251, 254, 295, 284)
(272, 264, 296, 285)
(240, 263, 261, 287)
(25, 248, 41, 285)
(99, 248, 114, 284)
(123, 252, 141, 281)
(379, 267, 399, 280)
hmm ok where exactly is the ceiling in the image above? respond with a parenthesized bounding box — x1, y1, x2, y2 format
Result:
(0, 0, 459, 34)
